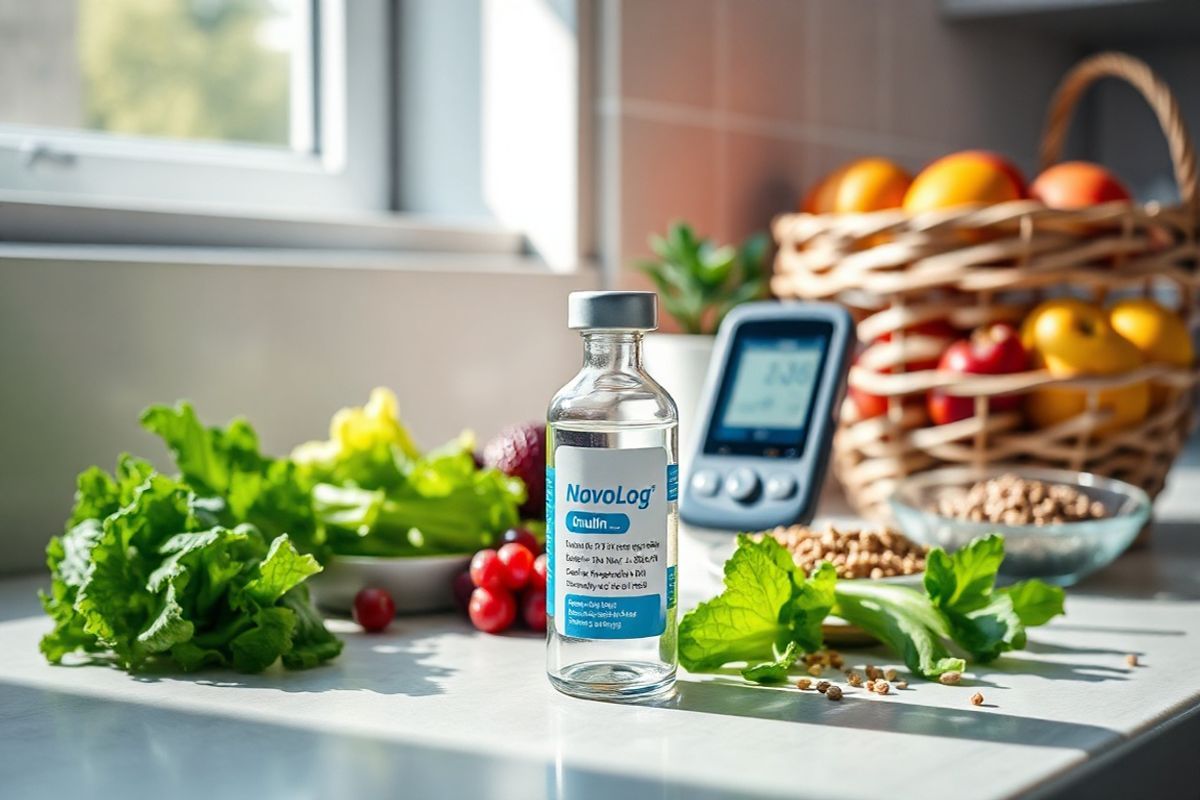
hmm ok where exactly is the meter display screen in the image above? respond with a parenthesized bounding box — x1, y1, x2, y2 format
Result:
(703, 320, 832, 458)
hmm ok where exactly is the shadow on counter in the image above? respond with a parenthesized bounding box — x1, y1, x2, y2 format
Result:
(643, 677, 1118, 752)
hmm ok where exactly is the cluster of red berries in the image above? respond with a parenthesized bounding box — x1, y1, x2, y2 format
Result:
(454, 528, 546, 634)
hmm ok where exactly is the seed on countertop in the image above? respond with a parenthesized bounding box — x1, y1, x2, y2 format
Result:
(866, 665, 882, 681)
(939, 671, 963, 685)
(826, 685, 843, 701)
(895, 680, 908, 690)
(971, 692, 985, 706)
(796, 678, 812, 690)
(874, 681, 891, 695)
(829, 652, 845, 669)
(885, 668, 898, 681)
(816, 680, 831, 694)
(864, 679, 876, 692)
(808, 664, 823, 677)
(847, 672, 863, 687)
(1126, 654, 1139, 667)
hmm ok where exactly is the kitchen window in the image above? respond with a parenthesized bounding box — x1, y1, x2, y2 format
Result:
(0, 0, 582, 265)
(0, 0, 389, 217)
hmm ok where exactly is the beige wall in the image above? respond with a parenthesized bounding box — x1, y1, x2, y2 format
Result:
(595, 0, 1081, 293)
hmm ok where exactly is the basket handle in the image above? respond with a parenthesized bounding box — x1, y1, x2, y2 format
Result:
(1040, 51, 1198, 208)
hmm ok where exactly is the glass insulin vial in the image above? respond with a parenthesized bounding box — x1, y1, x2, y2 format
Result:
(546, 291, 679, 700)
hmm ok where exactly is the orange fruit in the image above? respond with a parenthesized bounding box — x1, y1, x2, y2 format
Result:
(903, 151, 1026, 213)
(803, 158, 911, 214)
(1108, 297, 1194, 409)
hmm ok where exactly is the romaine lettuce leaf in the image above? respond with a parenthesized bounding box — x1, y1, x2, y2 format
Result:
(41, 408, 341, 675)
(679, 535, 834, 672)
(832, 582, 966, 678)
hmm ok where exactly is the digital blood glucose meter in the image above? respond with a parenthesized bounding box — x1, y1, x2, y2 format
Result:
(680, 301, 855, 531)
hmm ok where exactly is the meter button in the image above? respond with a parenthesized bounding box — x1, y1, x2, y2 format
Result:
(690, 469, 721, 497)
(724, 469, 761, 503)
(765, 473, 797, 500)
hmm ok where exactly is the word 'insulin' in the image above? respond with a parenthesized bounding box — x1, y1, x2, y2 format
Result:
(565, 483, 657, 510)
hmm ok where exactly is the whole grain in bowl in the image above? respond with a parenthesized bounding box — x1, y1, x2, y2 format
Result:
(761, 525, 927, 579)
(934, 473, 1108, 526)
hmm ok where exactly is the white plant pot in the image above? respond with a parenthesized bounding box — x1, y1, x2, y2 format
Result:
(644, 333, 716, 478)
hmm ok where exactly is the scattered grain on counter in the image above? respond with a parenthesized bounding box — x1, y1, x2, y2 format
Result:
(760, 525, 927, 579)
(935, 473, 1108, 526)
(826, 685, 843, 701)
(895, 679, 908, 690)
(816, 680, 831, 694)
(865, 665, 882, 681)
(885, 668, 898, 681)
(807, 664, 823, 677)
(1126, 654, 1140, 667)
(970, 692, 985, 706)
(796, 678, 812, 690)
(939, 671, 963, 685)
(847, 672, 863, 687)
(864, 679, 876, 692)
(874, 681, 891, 695)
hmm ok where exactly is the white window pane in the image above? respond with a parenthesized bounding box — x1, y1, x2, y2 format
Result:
(0, 0, 310, 150)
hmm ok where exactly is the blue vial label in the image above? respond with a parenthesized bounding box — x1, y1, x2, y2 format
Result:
(545, 466, 555, 617)
(552, 446, 668, 640)
(667, 464, 679, 502)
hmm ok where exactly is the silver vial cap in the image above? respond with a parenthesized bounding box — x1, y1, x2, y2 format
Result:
(567, 291, 658, 331)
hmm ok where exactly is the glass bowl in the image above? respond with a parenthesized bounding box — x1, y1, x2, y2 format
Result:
(888, 465, 1150, 586)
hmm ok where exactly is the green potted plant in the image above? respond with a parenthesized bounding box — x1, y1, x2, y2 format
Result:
(638, 222, 770, 465)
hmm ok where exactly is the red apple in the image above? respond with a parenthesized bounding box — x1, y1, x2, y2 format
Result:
(1029, 161, 1131, 209)
(848, 380, 890, 420)
(851, 321, 957, 420)
(927, 323, 1028, 425)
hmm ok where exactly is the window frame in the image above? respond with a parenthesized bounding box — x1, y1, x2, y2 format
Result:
(0, 0, 390, 217)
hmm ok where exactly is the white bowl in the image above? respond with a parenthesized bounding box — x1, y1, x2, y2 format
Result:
(309, 554, 471, 615)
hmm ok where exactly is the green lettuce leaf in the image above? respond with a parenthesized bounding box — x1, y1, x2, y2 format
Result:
(279, 586, 345, 670)
(789, 562, 837, 652)
(142, 402, 321, 555)
(741, 641, 800, 684)
(923, 534, 1005, 615)
(41, 405, 342, 675)
(1002, 580, 1066, 627)
(832, 582, 966, 679)
(923, 536, 1060, 663)
(230, 606, 298, 673)
(240, 534, 322, 607)
(679, 535, 831, 672)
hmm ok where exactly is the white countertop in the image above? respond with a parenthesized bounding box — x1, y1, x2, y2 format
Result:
(3, 474, 1200, 799)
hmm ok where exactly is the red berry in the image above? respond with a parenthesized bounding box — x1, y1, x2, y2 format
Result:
(500, 526, 542, 555)
(521, 589, 547, 631)
(483, 423, 546, 519)
(468, 586, 517, 633)
(470, 548, 505, 591)
(451, 570, 475, 612)
(353, 587, 395, 632)
(497, 543, 534, 591)
(530, 553, 547, 591)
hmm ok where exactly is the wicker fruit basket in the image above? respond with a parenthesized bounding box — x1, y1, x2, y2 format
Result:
(771, 52, 1200, 520)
